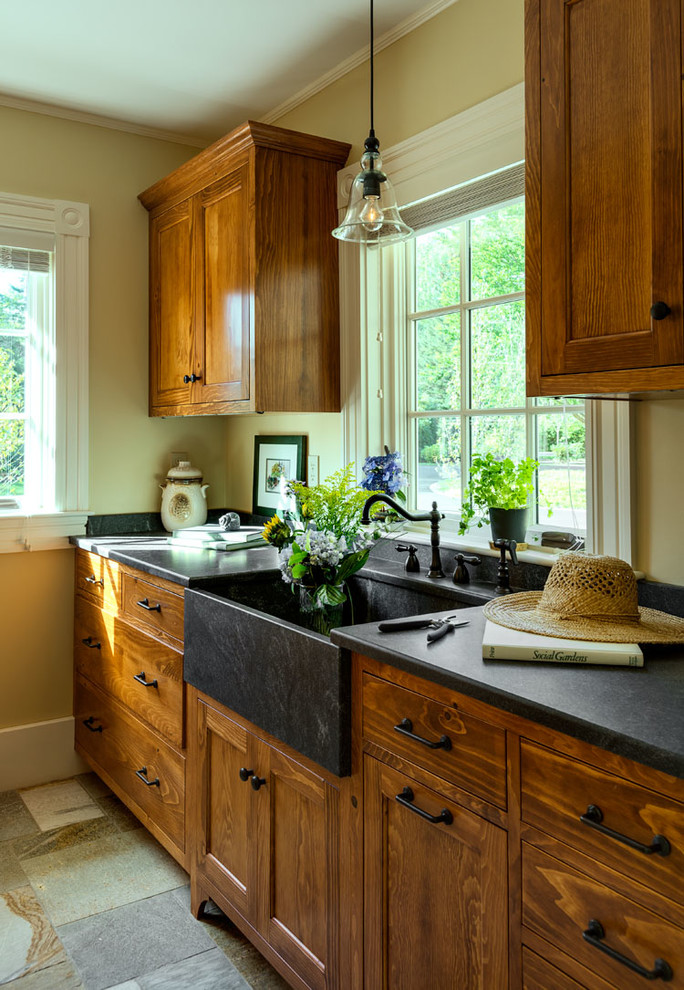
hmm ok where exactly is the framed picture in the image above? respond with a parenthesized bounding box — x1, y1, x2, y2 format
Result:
(252, 435, 307, 517)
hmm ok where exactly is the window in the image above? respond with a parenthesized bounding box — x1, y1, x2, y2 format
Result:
(0, 192, 90, 552)
(339, 85, 634, 561)
(0, 242, 54, 511)
(407, 198, 587, 540)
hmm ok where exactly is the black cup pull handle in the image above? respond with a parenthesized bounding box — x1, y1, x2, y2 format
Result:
(137, 598, 161, 612)
(81, 637, 101, 650)
(580, 805, 671, 857)
(85, 574, 104, 586)
(135, 767, 160, 787)
(82, 716, 103, 733)
(582, 919, 673, 981)
(250, 775, 266, 791)
(650, 302, 671, 321)
(394, 717, 452, 751)
(239, 767, 254, 782)
(133, 672, 158, 689)
(395, 786, 453, 825)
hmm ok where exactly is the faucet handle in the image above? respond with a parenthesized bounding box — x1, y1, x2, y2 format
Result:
(493, 538, 518, 565)
(452, 552, 481, 585)
(396, 543, 420, 573)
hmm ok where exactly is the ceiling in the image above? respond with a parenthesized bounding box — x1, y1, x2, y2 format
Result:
(0, 0, 455, 146)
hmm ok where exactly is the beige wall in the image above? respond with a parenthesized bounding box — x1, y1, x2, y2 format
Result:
(0, 107, 228, 729)
(635, 400, 684, 584)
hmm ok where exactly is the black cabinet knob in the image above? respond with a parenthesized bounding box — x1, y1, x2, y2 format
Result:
(250, 775, 266, 791)
(183, 373, 202, 383)
(239, 767, 253, 781)
(650, 301, 671, 321)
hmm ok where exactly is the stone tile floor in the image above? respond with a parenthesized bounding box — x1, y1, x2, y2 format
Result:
(0, 775, 290, 990)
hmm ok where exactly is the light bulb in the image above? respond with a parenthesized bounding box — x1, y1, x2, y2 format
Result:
(360, 195, 384, 232)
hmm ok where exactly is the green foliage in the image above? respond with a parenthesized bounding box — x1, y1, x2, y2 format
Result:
(288, 464, 377, 543)
(0, 278, 27, 496)
(458, 454, 541, 535)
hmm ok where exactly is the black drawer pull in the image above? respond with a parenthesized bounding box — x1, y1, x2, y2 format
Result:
(250, 775, 266, 791)
(133, 671, 158, 689)
(81, 637, 101, 650)
(85, 574, 104, 586)
(583, 919, 673, 981)
(580, 804, 671, 857)
(137, 598, 161, 612)
(82, 716, 103, 733)
(394, 717, 451, 751)
(135, 766, 160, 787)
(395, 786, 453, 825)
(239, 767, 254, 781)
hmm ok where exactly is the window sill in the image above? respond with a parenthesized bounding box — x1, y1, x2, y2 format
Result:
(0, 511, 88, 553)
(389, 522, 559, 568)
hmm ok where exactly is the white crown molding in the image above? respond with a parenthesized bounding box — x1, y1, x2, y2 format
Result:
(336, 83, 525, 209)
(0, 191, 90, 236)
(261, 0, 460, 126)
(0, 92, 207, 148)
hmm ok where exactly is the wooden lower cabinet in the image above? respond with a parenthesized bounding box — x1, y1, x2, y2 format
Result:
(363, 755, 508, 990)
(189, 689, 339, 990)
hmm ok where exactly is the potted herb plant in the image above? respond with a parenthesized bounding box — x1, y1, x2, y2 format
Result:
(458, 453, 542, 542)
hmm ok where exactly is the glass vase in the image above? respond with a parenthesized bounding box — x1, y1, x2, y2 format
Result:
(297, 584, 344, 637)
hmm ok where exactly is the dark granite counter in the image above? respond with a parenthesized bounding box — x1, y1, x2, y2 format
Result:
(72, 534, 281, 587)
(331, 606, 684, 780)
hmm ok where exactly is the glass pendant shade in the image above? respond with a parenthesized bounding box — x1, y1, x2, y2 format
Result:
(333, 138, 414, 246)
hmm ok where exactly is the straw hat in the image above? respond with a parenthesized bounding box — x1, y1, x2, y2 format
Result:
(483, 552, 684, 643)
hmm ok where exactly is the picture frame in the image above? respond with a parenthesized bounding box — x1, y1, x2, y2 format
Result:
(252, 435, 307, 517)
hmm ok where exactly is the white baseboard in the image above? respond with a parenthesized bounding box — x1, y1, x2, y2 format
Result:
(0, 716, 88, 791)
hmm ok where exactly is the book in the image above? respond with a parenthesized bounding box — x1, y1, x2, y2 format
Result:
(167, 536, 266, 552)
(169, 525, 263, 545)
(482, 620, 644, 667)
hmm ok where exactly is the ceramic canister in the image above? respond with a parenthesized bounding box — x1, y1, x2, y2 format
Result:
(160, 460, 209, 532)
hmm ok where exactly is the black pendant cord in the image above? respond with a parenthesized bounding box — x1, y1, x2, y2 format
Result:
(369, 0, 375, 140)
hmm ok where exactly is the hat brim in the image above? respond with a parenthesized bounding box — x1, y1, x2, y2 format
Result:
(483, 591, 684, 644)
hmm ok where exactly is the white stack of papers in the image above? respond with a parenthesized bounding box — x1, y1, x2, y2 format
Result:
(482, 620, 643, 666)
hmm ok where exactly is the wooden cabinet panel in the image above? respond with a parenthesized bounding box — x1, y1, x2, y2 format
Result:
(363, 755, 508, 990)
(522, 948, 590, 990)
(195, 698, 256, 922)
(75, 550, 120, 612)
(260, 744, 337, 990)
(121, 571, 184, 642)
(362, 672, 507, 808)
(526, 0, 684, 393)
(521, 740, 684, 907)
(196, 167, 251, 404)
(523, 842, 684, 988)
(74, 674, 185, 853)
(149, 200, 195, 410)
(74, 597, 183, 747)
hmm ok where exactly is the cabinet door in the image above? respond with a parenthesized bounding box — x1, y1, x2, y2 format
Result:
(195, 166, 252, 405)
(528, 0, 683, 389)
(149, 201, 195, 411)
(257, 742, 338, 990)
(194, 698, 258, 923)
(364, 756, 508, 990)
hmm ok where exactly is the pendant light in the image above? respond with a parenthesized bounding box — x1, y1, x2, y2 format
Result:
(332, 0, 413, 246)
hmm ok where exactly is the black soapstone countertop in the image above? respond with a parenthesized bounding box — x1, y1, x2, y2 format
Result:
(72, 532, 684, 781)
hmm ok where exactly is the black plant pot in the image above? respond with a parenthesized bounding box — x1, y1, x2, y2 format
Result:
(488, 507, 528, 544)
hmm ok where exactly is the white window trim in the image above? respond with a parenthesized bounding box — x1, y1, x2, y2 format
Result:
(338, 83, 634, 563)
(0, 191, 89, 552)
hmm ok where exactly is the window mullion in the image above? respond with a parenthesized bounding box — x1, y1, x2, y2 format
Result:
(460, 219, 469, 511)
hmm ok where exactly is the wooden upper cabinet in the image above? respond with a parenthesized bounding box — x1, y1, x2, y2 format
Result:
(526, 0, 684, 394)
(140, 122, 350, 416)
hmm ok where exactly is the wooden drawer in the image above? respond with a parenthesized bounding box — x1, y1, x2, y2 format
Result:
(74, 675, 185, 850)
(362, 672, 507, 808)
(523, 843, 684, 989)
(75, 550, 120, 612)
(74, 598, 183, 748)
(523, 948, 590, 990)
(121, 571, 184, 642)
(521, 740, 684, 908)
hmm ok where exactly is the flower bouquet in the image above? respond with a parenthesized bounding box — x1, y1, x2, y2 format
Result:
(262, 464, 383, 635)
(360, 447, 406, 519)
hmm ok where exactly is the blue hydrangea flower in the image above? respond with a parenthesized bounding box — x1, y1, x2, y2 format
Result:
(361, 450, 404, 496)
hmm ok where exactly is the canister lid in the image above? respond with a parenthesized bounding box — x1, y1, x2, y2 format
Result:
(166, 460, 202, 481)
